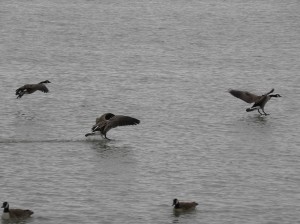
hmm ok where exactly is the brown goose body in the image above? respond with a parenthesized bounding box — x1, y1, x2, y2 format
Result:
(16, 80, 51, 98)
(172, 198, 198, 210)
(85, 113, 140, 140)
(228, 88, 281, 115)
(1, 202, 33, 220)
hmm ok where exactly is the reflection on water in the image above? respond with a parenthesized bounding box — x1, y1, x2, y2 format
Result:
(1, 217, 34, 224)
(0, 138, 88, 144)
(242, 114, 268, 125)
(172, 208, 199, 223)
(15, 111, 36, 121)
(87, 138, 112, 155)
(86, 138, 133, 159)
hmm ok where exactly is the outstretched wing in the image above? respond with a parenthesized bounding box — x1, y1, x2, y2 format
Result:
(103, 115, 140, 134)
(228, 89, 261, 103)
(16, 83, 49, 94)
(95, 113, 115, 124)
(263, 88, 274, 96)
(35, 84, 49, 93)
(252, 95, 270, 108)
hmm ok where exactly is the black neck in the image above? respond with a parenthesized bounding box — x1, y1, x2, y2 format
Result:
(3, 206, 9, 213)
(174, 203, 180, 208)
(269, 94, 279, 97)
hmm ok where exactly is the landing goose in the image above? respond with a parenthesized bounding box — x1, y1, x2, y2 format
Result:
(16, 80, 51, 98)
(85, 113, 140, 140)
(228, 88, 281, 115)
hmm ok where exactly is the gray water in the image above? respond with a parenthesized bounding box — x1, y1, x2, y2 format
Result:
(0, 0, 299, 223)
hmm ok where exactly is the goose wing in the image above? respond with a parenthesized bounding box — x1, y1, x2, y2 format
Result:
(178, 201, 198, 209)
(228, 89, 261, 103)
(103, 115, 140, 134)
(95, 113, 115, 124)
(252, 95, 270, 108)
(16, 83, 49, 94)
(9, 209, 34, 218)
(35, 83, 49, 93)
(263, 88, 274, 95)
(93, 113, 116, 131)
(95, 116, 104, 125)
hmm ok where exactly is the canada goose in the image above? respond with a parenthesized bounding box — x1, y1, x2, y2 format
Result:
(172, 198, 198, 210)
(85, 113, 140, 140)
(1, 202, 33, 220)
(228, 88, 281, 115)
(16, 80, 51, 98)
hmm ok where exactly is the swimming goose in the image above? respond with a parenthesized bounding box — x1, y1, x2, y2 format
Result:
(1, 202, 33, 220)
(85, 113, 140, 140)
(228, 88, 281, 115)
(172, 198, 198, 210)
(16, 80, 51, 98)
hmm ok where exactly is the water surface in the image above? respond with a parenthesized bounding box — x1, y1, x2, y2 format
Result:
(0, 0, 299, 223)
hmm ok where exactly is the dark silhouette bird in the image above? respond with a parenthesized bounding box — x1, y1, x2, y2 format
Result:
(172, 198, 198, 210)
(1, 202, 33, 220)
(228, 88, 281, 115)
(16, 80, 51, 98)
(85, 113, 140, 140)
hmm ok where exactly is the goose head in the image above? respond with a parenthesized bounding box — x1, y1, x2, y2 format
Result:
(40, 80, 51, 84)
(1, 202, 8, 209)
(172, 199, 179, 206)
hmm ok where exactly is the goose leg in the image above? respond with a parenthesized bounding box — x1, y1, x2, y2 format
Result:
(257, 109, 263, 115)
(262, 109, 269, 116)
(104, 135, 111, 140)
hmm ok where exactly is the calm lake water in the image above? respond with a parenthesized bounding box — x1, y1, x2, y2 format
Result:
(0, 0, 299, 223)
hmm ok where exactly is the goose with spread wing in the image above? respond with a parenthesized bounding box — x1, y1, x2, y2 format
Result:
(16, 80, 51, 99)
(85, 113, 140, 140)
(228, 88, 281, 115)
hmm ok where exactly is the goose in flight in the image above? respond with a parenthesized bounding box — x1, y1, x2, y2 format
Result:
(85, 113, 140, 140)
(228, 88, 281, 115)
(16, 80, 51, 98)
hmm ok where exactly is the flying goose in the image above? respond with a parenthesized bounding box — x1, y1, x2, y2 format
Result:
(1, 202, 33, 220)
(16, 80, 51, 98)
(228, 88, 281, 115)
(172, 198, 198, 210)
(85, 113, 140, 140)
